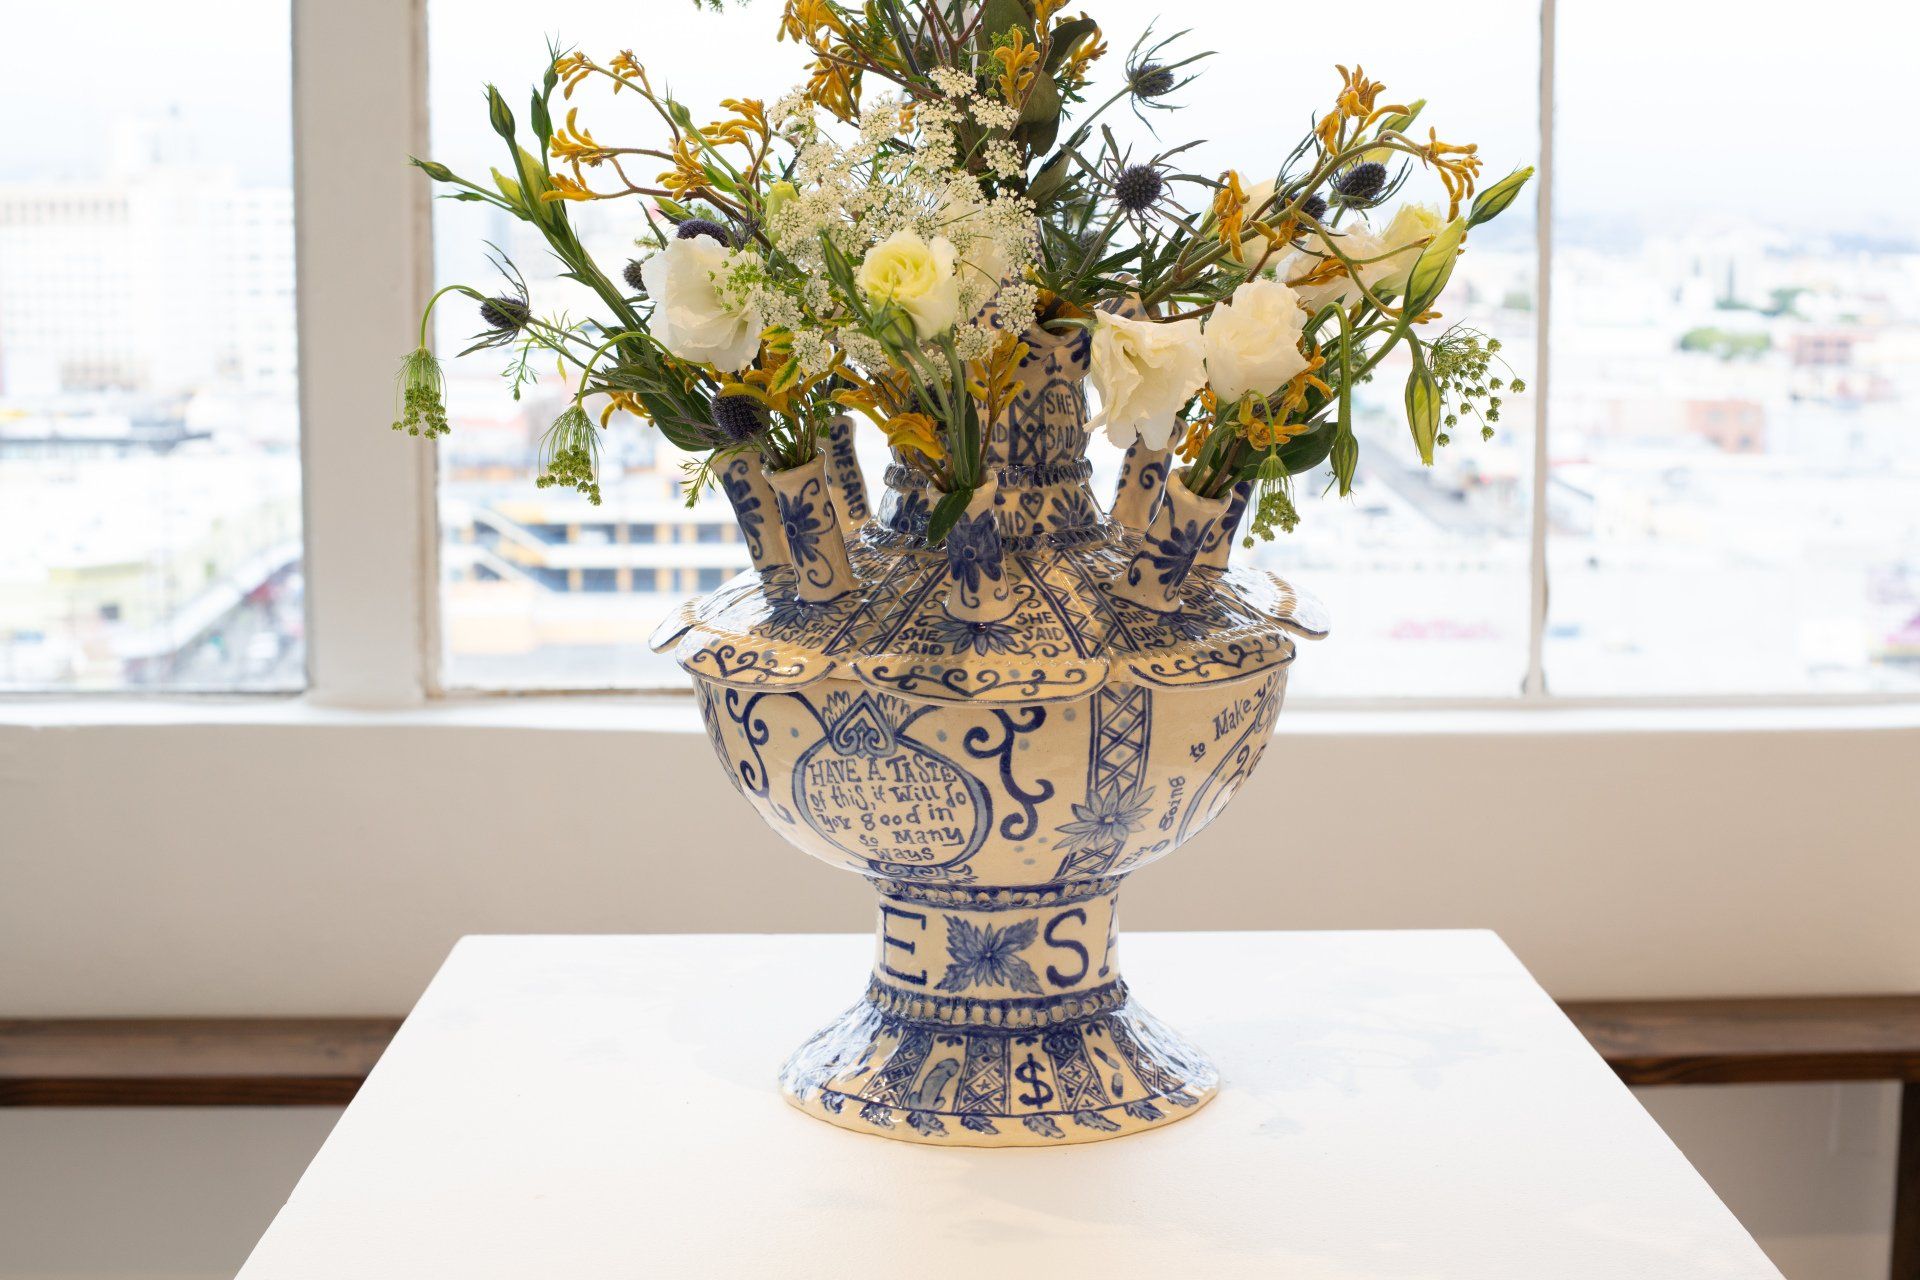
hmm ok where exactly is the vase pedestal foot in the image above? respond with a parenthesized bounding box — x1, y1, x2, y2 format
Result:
(778, 878, 1218, 1146)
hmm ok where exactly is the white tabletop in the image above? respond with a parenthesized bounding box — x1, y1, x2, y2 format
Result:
(239, 931, 1782, 1280)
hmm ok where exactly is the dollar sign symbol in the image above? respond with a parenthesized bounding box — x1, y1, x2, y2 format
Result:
(1013, 1053, 1054, 1108)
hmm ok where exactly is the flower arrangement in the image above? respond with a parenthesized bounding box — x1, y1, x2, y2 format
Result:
(396, 0, 1531, 548)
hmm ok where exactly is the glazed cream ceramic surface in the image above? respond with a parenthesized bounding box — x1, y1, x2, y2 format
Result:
(654, 323, 1325, 1145)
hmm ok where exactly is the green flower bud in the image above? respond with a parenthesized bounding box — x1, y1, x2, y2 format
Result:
(486, 84, 516, 141)
(764, 179, 799, 220)
(1469, 167, 1534, 229)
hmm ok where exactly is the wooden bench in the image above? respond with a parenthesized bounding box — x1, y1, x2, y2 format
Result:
(6, 999, 1919, 1275)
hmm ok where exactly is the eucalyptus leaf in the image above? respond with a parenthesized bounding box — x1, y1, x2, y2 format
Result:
(1043, 16, 1099, 72)
(1015, 72, 1062, 152)
(975, 0, 1032, 48)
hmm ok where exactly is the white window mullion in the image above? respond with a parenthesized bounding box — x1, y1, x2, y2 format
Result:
(1523, 0, 1557, 699)
(292, 0, 435, 706)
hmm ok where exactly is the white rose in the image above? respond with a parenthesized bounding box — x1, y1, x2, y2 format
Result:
(856, 229, 961, 340)
(639, 235, 764, 373)
(1202, 280, 1310, 404)
(1089, 310, 1207, 450)
(1375, 202, 1445, 295)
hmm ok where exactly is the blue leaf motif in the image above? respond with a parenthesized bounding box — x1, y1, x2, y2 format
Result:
(1145, 518, 1208, 590)
(719, 466, 765, 557)
(936, 916, 1042, 994)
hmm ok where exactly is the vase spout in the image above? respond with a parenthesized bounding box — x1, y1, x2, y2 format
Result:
(764, 454, 857, 603)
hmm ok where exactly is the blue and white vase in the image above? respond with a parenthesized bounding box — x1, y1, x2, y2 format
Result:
(1111, 471, 1233, 614)
(763, 454, 856, 603)
(717, 449, 788, 573)
(653, 321, 1328, 1145)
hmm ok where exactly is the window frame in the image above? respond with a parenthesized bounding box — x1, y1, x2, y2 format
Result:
(7, 0, 1917, 715)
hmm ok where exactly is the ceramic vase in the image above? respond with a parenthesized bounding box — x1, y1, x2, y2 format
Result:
(652, 323, 1327, 1146)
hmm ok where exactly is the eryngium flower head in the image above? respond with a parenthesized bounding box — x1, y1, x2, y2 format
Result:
(675, 217, 731, 244)
(478, 294, 530, 333)
(709, 392, 767, 445)
(1113, 164, 1165, 213)
(1127, 63, 1177, 99)
(1301, 194, 1329, 222)
(623, 258, 647, 294)
(1334, 162, 1387, 205)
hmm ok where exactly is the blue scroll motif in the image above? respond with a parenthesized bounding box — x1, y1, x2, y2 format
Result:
(961, 707, 1055, 843)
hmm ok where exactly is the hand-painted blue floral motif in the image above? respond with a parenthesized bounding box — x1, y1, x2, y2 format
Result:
(777, 489, 825, 569)
(944, 509, 1004, 597)
(1049, 486, 1098, 532)
(931, 613, 1020, 657)
(1135, 519, 1208, 591)
(1053, 785, 1155, 857)
(891, 484, 931, 532)
(936, 916, 1042, 994)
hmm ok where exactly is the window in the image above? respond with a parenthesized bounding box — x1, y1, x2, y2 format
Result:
(1546, 0, 1920, 695)
(0, 2, 302, 692)
(425, 0, 1538, 696)
(8, 0, 1910, 709)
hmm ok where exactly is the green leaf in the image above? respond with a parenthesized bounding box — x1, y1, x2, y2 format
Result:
(655, 415, 715, 453)
(653, 197, 694, 221)
(1026, 149, 1073, 206)
(1469, 166, 1535, 229)
(975, 0, 1033, 49)
(1402, 217, 1467, 316)
(1375, 98, 1424, 137)
(925, 486, 974, 548)
(767, 357, 803, 398)
(1014, 72, 1062, 153)
(1042, 16, 1099, 72)
(1405, 342, 1441, 465)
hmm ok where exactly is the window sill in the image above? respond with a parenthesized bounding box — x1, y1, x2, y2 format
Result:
(3, 692, 1917, 738)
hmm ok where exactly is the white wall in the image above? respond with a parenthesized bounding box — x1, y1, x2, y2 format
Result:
(3, 701, 1917, 1277)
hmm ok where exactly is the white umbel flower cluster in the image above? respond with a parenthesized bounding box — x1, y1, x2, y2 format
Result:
(755, 89, 1039, 374)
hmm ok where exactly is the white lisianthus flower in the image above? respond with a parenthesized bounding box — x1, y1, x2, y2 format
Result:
(1202, 280, 1310, 404)
(1237, 177, 1277, 264)
(1089, 311, 1207, 450)
(856, 229, 961, 340)
(1278, 222, 1391, 314)
(1375, 202, 1446, 295)
(639, 235, 764, 373)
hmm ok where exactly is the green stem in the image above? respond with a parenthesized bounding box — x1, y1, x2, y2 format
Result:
(418, 284, 481, 348)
